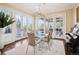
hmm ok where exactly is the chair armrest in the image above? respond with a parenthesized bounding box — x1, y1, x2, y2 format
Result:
(73, 33, 79, 36)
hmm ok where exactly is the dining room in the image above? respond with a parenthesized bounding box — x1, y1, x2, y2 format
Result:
(0, 3, 78, 55)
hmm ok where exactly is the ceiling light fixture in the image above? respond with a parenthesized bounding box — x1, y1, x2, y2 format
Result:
(35, 3, 47, 17)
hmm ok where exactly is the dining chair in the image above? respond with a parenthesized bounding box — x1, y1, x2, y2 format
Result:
(26, 33, 40, 54)
(44, 32, 52, 50)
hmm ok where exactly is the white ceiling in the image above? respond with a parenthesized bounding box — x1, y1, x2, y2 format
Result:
(9, 3, 76, 15)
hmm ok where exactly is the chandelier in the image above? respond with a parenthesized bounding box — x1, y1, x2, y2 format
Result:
(34, 4, 47, 18)
(34, 3, 52, 22)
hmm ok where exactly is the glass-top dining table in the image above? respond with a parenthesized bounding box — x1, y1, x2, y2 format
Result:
(35, 31, 48, 50)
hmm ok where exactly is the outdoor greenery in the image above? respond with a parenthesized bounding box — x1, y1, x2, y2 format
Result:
(0, 12, 15, 28)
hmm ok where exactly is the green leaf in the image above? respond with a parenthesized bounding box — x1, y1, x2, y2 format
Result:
(0, 12, 15, 28)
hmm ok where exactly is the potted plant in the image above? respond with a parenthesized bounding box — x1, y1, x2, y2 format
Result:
(0, 12, 15, 48)
(0, 12, 15, 28)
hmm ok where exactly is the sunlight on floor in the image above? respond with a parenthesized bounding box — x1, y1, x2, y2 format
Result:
(4, 39, 65, 55)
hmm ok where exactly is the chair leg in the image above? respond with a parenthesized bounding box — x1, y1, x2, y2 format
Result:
(48, 42, 51, 51)
(26, 45, 29, 54)
(38, 43, 41, 51)
(34, 47, 35, 55)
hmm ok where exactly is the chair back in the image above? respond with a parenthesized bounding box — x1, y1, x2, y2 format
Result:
(49, 32, 52, 39)
(46, 32, 52, 42)
(28, 33, 35, 46)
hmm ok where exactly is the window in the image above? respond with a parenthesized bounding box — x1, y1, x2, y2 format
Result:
(22, 16, 27, 36)
(35, 16, 45, 37)
(27, 16, 33, 32)
(15, 15, 22, 37)
(55, 17, 64, 37)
